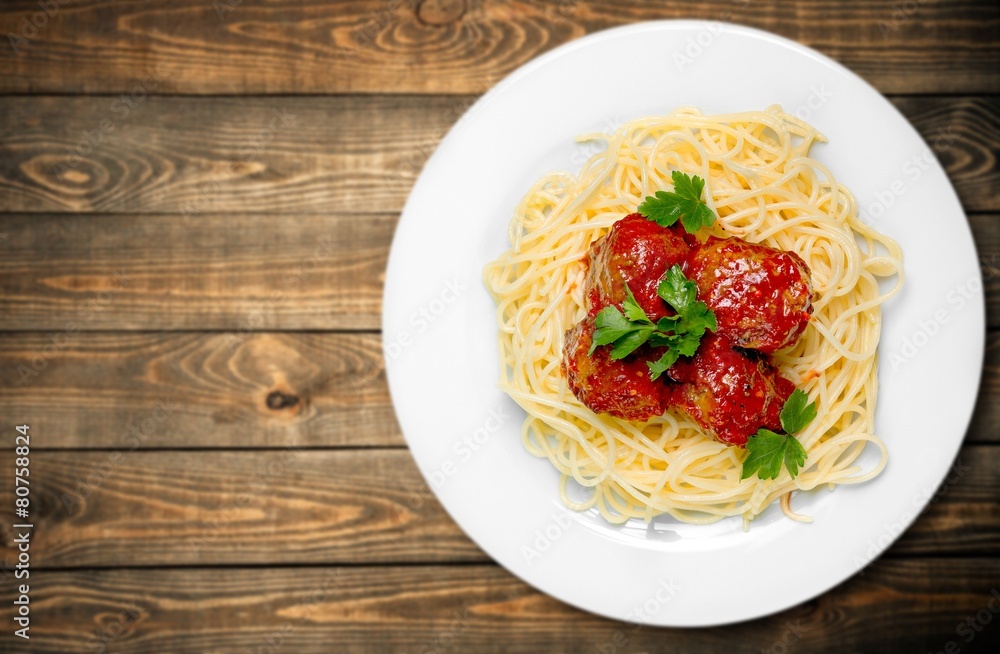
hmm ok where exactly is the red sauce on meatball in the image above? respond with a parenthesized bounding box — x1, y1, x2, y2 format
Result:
(685, 236, 814, 354)
(664, 332, 795, 446)
(562, 318, 666, 421)
(585, 213, 689, 320)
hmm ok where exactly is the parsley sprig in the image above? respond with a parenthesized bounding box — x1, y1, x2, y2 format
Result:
(740, 389, 816, 481)
(638, 171, 716, 234)
(588, 266, 717, 380)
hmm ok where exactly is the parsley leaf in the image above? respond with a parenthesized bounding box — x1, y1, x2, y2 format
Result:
(590, 295, 658, 361)
(740, 429, 808, 480)
(637, 171, 717, 234)
(740, 390, 817, 481)
(672, 330, 703, 357)
(589, 305, 650, 357)
(779, 389, 818, 435)
(610, 328, 654, 360)
(621, 284, 651, 324)
(588, 270, 717, 379)
(589, 307, 633, 350)
(657, 265, 717, 338)
(647, 349, 680, 381)
(657, 264, 697, 309)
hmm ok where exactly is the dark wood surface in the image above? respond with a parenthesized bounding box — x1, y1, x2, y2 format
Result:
(12, 560, 1000, 654)
(0, 1, 998, 652)
(0, 0, 997, 95)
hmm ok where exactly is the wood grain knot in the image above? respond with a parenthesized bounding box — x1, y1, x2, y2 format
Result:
(416, 0, 466, 25)
(266, 390, 300, 410)
(25, 154, 108, 196)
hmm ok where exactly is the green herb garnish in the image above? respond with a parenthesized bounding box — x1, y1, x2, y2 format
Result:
(740, 389, 815, 481)
(588, 285, 656, 360)
(589, 266, 716, 380)
(637, 171, 716, 234)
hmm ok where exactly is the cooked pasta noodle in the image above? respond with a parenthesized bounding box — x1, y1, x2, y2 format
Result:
(483, 106, 904, 526)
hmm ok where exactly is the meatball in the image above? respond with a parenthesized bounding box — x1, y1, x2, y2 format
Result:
(665, 332, 795, 446)
(562, 317, 666, 422)
(585, 213, 690, 321)
(685, 236, 814, 353)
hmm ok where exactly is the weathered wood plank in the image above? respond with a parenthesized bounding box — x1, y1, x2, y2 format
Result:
(0, 332, 399, 448)
(0, 96, 995, 215)
(0, 560, 998, 653)
(1, 331, 997, 448)
(0, 450, 483, 568)
(969, 329, 1000, 441)
(0, 0, 997, 95)
(0, 447, 994, 569)
(0, 213, 393, 330)
(0, 96, 457, 214)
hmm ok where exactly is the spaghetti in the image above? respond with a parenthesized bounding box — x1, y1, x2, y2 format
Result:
(483, 106, 904, 526)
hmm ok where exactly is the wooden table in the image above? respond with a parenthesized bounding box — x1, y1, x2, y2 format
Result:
(0, 1, 997, 652)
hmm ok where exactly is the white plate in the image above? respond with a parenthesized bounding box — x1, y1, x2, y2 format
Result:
(382, 21, 985, 626)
